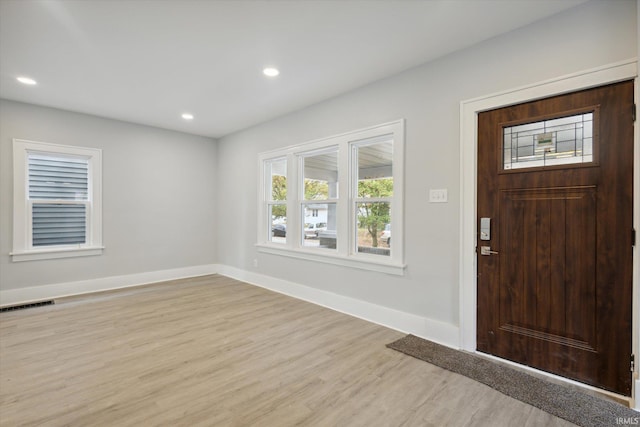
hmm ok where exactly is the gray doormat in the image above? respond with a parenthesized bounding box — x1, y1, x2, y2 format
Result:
(387, 334, 638, 427)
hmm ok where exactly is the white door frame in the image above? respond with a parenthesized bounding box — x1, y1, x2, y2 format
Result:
(459, 58, 639, 407)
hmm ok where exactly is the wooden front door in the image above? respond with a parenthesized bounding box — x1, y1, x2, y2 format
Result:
(476, 80, 634, 396)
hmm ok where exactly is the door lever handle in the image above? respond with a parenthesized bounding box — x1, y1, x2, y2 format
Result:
(480, 246, 499, 256)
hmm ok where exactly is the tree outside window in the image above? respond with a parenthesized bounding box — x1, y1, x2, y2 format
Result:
(357, 178, 392, 248)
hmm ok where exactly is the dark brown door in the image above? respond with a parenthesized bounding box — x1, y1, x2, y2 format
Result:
(476, 81, 634, 396)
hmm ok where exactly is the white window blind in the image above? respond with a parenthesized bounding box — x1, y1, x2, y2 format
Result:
(29, 154, 89, 247)
(28, 154, 88, 200)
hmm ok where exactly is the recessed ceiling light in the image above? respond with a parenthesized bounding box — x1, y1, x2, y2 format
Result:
(17, 76, 37, 85)
(263, 68, 280, 77)
(182, 113, 194, 120)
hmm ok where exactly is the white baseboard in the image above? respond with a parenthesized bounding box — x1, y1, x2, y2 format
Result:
(635, 379, 640, 411)
(217, 265, 460, 349)
(0, 264, 220, 306)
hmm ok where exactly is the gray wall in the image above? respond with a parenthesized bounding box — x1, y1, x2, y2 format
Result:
(216, 0, 637, 326)
(0, 100, 218, 290)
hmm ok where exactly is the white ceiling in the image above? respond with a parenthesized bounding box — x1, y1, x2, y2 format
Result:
(0, 0, 588, 139)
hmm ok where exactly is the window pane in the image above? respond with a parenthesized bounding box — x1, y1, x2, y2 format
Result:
(28, 154, 88, 200)
(503, 112, 593, 170)
(32, 203, 86, 246)
(356, 202, 390, 256)
(267, 158, 287, 201)
(302, 203, 336, 249)
(269, 205, 286, 243)
(303, 150, 338, 200)
(357, 140, 393, 197)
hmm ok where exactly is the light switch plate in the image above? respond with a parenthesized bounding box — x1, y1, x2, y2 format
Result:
(429, 189, 448, 203)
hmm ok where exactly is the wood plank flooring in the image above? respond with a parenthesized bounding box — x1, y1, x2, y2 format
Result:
(0, 275, 575, 426)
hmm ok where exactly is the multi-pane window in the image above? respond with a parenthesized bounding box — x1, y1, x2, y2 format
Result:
(258, 120, 404, 274)
(12, 139, 103, 261)
(265, 158, 287, 243)
(353, 138, 393, 256)
(301, 148, 338, 249)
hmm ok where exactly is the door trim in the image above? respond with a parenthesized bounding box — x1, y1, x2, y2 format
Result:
(459, 58, 638, 404)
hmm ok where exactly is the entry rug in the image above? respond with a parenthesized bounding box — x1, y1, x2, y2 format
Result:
(387, 335, 639, 427)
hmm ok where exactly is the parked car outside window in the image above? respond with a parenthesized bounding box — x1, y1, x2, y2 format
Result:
(381, 224, 391, 246)
(272, 224, 286, 237)
(304, 222, 327, 239)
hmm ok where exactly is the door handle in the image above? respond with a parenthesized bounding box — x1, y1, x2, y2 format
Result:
(480, 246, 499, 256)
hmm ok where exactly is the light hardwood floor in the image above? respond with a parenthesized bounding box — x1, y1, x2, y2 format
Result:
(0, 275, 575, 426)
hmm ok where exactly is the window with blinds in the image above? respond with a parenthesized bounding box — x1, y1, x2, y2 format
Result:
(28, 154, 89, 247)
(12, 139, 103, 262)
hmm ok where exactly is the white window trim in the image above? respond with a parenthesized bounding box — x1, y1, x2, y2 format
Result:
(11, 139, 104, 262)
(257, 120, 405, 275)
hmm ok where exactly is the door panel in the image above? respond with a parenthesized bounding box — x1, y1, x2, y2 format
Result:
(477, 81, 634, 395)
(499, 187, 597, 347)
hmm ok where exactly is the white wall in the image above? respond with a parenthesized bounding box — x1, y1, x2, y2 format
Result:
(216, 0, 637, 341)
(0, 100, 218, 294)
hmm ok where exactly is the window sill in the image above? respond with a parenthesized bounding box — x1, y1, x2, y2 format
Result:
(11, 246, 104, 262)
(255, 243, 406, 276)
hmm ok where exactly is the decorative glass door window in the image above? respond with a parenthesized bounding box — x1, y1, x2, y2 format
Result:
(503, 111, 594, 170)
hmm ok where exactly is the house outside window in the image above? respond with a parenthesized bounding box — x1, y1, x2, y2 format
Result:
(11, 139, 103, 262)
(257, 120, 405, 275)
